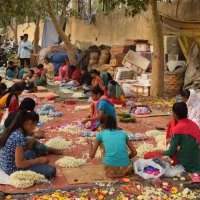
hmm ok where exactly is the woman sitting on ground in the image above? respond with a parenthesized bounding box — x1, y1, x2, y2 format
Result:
(6, 61, 18, 79)
(54, 58, 70, 82)
(88, 115, 137, 178)
(43, 57, 54, 85)
(5, 97, 62, 154)
(0, 83, 7, 108)
(0, 83, 7, 117)
(23, 69, 37, 92)
(5, 82, 25, 113)
(0, 82, 25, 125)
(107, 80, 125, 105)
(35, 64, 47, 86)
(68, 65, 82, 84)
(0, 111, 56, 179)
(162, 102, 200, 172)
(90, 69, 105, 92)
(83, 86, 116, 131)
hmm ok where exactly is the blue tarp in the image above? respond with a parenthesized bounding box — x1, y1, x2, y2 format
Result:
(50, 52, 69, 73)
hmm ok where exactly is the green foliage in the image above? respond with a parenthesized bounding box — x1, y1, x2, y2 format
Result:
(99, 0, 149, 16)
(0, 0, 70, 28)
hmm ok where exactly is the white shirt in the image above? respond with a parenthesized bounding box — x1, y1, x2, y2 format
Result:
(187, 89, 200, 127)
(18, 40, 32, 59)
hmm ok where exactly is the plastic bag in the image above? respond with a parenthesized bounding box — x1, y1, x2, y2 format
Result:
(134, 159, 166, 179)
(164, 164, 185, 177)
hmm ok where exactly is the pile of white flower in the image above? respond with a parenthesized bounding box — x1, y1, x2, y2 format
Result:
(45, 137, 72, 150)
(10, 171, 47, 189)
(136, 130, 166, 157)
(58, 124, 82, 135)
(55, 156, 86, 168)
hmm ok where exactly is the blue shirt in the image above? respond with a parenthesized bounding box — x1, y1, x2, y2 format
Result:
(6, 68, 17, 79)
(97, 99, 116, 119)
(96, 129, 130, 167)
(0, 129, 26, 174)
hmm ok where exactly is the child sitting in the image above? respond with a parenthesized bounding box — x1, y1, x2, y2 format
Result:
(0, 111, 56, 179)
(88, 115, 137, 178)
(35, 64, 47, 86)
(6, 61, 18, 79)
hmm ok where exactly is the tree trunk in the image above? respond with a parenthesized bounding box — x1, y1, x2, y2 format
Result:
(9, 22, 18, 44)
(33, 16, 41, 54)
(149, 0, 164, 97)
(72, 0, 78, 11)
(88, 0, 92, 16)
(46, 0, 76, 64)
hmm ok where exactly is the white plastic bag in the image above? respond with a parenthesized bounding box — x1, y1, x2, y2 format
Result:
(134, 159, 166, 179)
(164, 164, 185, 177)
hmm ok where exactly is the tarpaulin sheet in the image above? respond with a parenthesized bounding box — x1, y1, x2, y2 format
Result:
(42, 17, 59, 48)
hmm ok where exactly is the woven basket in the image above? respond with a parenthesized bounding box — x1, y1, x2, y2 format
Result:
(164, 71, 185, 97)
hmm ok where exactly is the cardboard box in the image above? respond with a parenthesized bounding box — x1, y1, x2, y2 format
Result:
(131, 83, 151, 97)
(122, 50, 150, 75)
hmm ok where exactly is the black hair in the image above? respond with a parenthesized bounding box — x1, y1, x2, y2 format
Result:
(44, 57, 50, 62)
(20, 36, 24, 40)
(109, 80, 118, 85)
(30, 69, 35, 75)
(172, 102, 188, 119)
(91, 85, 104, 96)
(24, 34, 28, 38)
(19, 97, 36, 111)
(107, 72, 113, 82)
(81, 66, 88, 72)
(90, 69, 100, 76)
(8, 61, 14, 65)
(100, 115, 117, 130)
(0, 111, 39, 148)
(180, 89, 190, 99)
(6, 82, 25, 108)
(0, 76, 2, 82)
(37, 64, 44, 69)
(0, 83, 7, 96)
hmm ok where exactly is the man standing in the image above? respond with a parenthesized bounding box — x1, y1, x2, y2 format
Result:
(18, 34, 32, 66)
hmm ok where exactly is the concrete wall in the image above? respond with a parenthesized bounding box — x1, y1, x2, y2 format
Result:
(66, 9, 153, 47)
(8, 22, 44, 44)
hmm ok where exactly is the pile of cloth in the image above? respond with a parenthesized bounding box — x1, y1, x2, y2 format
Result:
(38, 104, 63, 117)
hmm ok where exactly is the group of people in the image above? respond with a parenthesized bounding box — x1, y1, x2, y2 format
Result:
(0, 75, 200, 180)
(0, 34, 199, 182)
